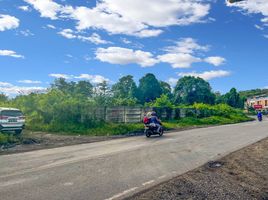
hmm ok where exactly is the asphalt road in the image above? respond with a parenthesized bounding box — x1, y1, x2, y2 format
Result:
(1, 120, 268, 200)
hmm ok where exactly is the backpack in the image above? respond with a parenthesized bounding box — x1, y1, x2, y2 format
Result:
(143, 117, 150, 124)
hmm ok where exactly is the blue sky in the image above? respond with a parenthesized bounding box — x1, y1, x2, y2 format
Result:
(0, 0, 268, 96)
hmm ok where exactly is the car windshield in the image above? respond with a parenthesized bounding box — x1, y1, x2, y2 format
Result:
(0, 110, 23, 117)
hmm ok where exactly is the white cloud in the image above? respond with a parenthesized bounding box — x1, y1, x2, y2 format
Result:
(227, 0, 268, 26)
(164, 38, 209, 54)
(75, 74, 110, 84)
(121, 38, 131, 44)
(159, 38, 208, 68)
(58, 29, 76, 39)
(255, 24, 264, 30)
(99, 0, 210, 27)
(18, 5, 31, 12)
(19, 29, 34, 37)
(0, 14, 20, 31)
(261, 17, 268, 23)
(264, 34, 268, 39)
(158, 53, 201, 68)
(24, 0, 62, 19)
(0, 82, 46, 96)
(1, 86, 46, 96)
(25, 0, 211, 37)
(61, 5, 149, 37)
(204, 56, 226, 66)
(95, 47, 159, 67)
(158, 38, 225, 68)
(0, 82, 13, 87)
(49, 73, 73, 79)
(49, 73, 110, 84)
(133, 29, 163, 38)
(63, 0, 210, 37)
(77, 33, 110, 45)
(167, 78, 178, 87)
(18, 80, 42, 84)
(65, 54, 73, 58)
(0, 50, 24, 58)
(47, 24, 56, 29)
(178, 70, 231, 80)
(58, 29, 109, 44)
(96, 38, 226, 69)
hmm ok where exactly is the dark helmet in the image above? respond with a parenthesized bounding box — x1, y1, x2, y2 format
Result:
(151, 111, 157, 116)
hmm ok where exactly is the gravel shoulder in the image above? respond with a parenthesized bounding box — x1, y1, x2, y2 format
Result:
(128, 138, 268, 200)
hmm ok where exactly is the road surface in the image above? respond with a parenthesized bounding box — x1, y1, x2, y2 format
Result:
(1, 120, 268, 200)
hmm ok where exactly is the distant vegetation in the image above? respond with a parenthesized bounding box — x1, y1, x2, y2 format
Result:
(239, 89, 268, 99)
(0, 74, 251, 136)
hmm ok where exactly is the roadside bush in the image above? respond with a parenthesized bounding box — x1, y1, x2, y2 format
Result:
(0, 133, 8, 144)
(183, 103, 247, 119)
(0, 133, 19, 145)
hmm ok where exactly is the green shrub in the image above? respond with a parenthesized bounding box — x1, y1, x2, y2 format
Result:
(0, 133, 19, 145)
(0, 133, 8, 144)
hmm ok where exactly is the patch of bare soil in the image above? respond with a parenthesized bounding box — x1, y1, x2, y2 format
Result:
(128, 138, 268, 200)
(0, 131, 125, 155)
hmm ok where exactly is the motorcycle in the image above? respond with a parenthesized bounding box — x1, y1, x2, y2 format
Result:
(144, 123, 164, 138)
(258, 115, 263, 122)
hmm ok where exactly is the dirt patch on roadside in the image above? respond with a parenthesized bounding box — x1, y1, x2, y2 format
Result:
(128, 138, 268, 200)
(0, 131, 126, 155)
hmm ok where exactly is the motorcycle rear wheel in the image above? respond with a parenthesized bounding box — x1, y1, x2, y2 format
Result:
(159, 128, 164, 137)
(145, 130, 152, 138)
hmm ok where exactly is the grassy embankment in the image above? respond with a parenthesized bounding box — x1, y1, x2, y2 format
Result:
(0, 104, 253, 144)
(23, 104, 253, 136)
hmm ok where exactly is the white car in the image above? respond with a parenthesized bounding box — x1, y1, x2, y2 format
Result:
(0, 107, 25, 134)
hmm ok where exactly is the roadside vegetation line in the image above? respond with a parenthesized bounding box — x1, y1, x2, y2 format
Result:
(105, 187, 139, 200)
(0, 74, 252, 137)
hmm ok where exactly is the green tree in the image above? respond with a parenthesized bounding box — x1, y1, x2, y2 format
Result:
(173, 76, 215, 105)
(0, 93, 8, 102)
(51, 78, 75, 94)
(112, 75, 138, 99)
(138, 73, 162, 103)
(239, 88, 268, 99)
(96, 81, 110, 96)
(111, 98, 138, 106)
(93, 81, 111, 105)
(159, 81, 173, 99)
(149, 94, 173, 108)
(74, 81, 93, 98)
(223, 88, 244, 108)
(215, 91, 225, 104)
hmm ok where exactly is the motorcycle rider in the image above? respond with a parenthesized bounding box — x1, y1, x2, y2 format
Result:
(148, 111, 162, 133)
(257, 111, 263, 121)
